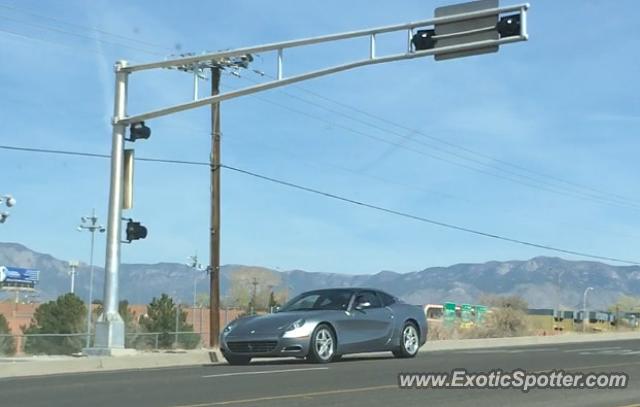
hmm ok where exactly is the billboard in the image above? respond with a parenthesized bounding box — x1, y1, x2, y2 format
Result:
(0, 266, 40, 288)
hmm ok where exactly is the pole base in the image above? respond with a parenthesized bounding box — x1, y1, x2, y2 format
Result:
(82, 347, 137, 357)
(93, 311, 125, 349)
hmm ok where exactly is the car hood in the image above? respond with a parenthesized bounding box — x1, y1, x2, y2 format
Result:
(229, 311, 325, 336)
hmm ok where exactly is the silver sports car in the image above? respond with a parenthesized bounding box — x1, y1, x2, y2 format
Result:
(220, 288, 427, 364)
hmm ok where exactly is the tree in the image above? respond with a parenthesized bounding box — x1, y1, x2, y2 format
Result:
(196, 293, 210, 308)
(468, 295, 530, 338)
(268, 291, 280, 310)
(480, 295, 528, 312)
(23, 293, 86, 355)
(227, 268, 282, 312)
(0, 314, 15, 356)
(139, 294, 199, 349)
(609, 295, 640, 313)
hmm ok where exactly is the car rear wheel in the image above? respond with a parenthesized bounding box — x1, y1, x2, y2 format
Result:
(307, 324, 337, 363)
(392, 322, 419, 358)
(224, 354, 252, 365)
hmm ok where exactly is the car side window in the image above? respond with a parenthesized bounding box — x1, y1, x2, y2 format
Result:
(355, 291, 382, 309)
(378, 292, 396, 307)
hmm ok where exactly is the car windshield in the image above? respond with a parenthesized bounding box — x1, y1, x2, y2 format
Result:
(280, 290, 353, 312)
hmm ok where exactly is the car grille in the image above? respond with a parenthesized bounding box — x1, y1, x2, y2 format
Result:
(227, 341, 278, 353)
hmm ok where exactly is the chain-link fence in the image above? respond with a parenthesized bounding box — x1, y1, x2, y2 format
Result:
(0, 331, 208, 356)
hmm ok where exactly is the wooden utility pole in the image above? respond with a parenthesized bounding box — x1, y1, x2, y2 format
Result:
(209, 66, 221, 348)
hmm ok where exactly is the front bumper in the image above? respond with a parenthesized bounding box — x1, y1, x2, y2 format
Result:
(220, 334, 311, 358)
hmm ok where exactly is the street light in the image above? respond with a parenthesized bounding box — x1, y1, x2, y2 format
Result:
(555, 268, 569, 313)
(68, 260, 79, 294)
(186, 253, 206, 307)
(583, 286, 594, 333)
(187, 253, 207, 338)
(78, 209, 105, 349)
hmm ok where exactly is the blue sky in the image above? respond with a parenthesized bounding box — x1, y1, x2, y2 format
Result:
(1, 0, 639, 275)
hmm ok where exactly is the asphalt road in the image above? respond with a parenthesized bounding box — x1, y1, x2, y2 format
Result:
(2, 339, 640, 407)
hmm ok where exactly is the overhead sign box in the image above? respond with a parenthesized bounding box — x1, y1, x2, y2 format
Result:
(434, 0, 499, 61)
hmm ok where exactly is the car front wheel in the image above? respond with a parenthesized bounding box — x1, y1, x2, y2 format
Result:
(392, 322, 419, 358)
(307, 324, 337, 363)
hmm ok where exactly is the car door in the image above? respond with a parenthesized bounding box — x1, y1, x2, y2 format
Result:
(339, 290, 394, 353)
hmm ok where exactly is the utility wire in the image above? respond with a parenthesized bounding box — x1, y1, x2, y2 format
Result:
(0, 3, 172, 51)
(222, 164, 640, 266)
(2, 144, 638, 266)
(0, 14, 165, 55)
(3, 16, 635, 210)
(225, 79, 640, 212)
(3, 4, 635, 208)
(0, 26, 106, 56)
(239, 74, 640, 211)
(252, 71, 640, 208)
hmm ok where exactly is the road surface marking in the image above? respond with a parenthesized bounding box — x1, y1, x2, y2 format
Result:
(564, 346, 622, 353)
(535, 360, 640, 374)
(173, 384, 397, 407)
(578, 349, 640, 356)
(459, 348, 558, 354)
(202, 367, 329, 378)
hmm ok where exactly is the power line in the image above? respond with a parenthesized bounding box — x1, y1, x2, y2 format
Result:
(2, 143, 638, 266)
(3, 13, 635, 210)
(238, 73, 640, 211)
(220, 124, 640, 241)
(0, 145, 207, 166)
(2, 4, 635, 209)
(0, 14, 165, 55)
(2, 31, 637, 212)
(0, 26, 106, 56)
(252, 71, 640, 208)
(0, 3, 172, 51)
(221, 165, 640, 266)
(226, 78, 640, 212)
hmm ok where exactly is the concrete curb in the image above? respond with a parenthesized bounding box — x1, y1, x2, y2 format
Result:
(420, 331, 640, 352)
(0, 349, 220, 379)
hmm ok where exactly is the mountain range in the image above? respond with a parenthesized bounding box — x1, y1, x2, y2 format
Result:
(1, 242, 639, 310)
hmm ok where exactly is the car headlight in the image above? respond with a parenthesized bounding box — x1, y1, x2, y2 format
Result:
(223, 322, 237, 335)
(285, 318, 306, 332)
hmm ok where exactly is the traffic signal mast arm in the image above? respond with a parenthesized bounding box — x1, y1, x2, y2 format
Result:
(116, 2, 528, 126)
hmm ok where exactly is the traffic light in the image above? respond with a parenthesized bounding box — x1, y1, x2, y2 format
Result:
(125, 219, 147, 242)
(496, 14, 521, 38)
(412, 29, 437, 51)
(128, 122, 151, 142)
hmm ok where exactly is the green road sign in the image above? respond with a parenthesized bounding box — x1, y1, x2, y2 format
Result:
(461, 304, 473, 323)
(444, 302, 456, 325)
(476, 305, 488, 324)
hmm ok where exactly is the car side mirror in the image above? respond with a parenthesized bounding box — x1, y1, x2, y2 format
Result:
(355, 301, 371, 311)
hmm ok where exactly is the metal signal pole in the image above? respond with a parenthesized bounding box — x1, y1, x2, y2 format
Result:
(209, 66, 222, 348)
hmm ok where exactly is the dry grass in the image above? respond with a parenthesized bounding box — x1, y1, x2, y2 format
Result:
(427, 295, 532, 340)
